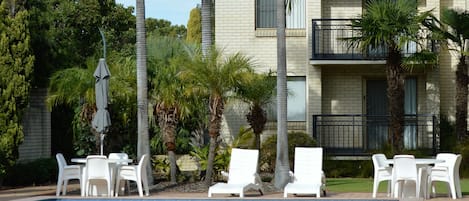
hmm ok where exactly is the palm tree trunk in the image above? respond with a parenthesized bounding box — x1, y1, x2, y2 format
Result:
(136, 0, 153, 185)
(247, 105, 266, 149)
(386, 47, 405, 153)
(204, 96, 224, 186)
(274, 0, 290, 190)
(201, 0, 212, 56)
(158, 108, 178, 183)
(455, 56, 468, 141)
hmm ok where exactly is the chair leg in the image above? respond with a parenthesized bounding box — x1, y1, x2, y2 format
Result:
(63, 180, 68, 195)
(136, 177, 144, 197)
(142, 176, 149, 196)
(449, 181, 457, 199)
(372, 178, 379, 198)
(56, 177, 63, 196)
(114, 178, 121, 197)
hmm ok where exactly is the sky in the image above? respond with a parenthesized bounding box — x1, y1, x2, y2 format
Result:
(115, 0, 200, 26)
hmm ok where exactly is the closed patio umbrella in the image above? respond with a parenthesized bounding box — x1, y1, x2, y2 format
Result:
(92, 58, 111, 155)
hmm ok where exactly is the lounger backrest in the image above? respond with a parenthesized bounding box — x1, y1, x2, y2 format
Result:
(227, 148, 259, 184)
(294, 147, 323, 184)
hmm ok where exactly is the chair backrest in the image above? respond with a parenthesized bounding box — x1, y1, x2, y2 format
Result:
(85, 155, 110, 180)
(137, 154, 149, 177)
(56, 153, 67, 171)
(435, 153, 456, 168)
(109, 153, 129, 165)
(227, 148, 259, 184)
(293, 147, 323, 184)
(454, 154, 462, 179)
(372, 153, 389, 169)
(393, 155, 417, 180)
(435, 153, 461, 178)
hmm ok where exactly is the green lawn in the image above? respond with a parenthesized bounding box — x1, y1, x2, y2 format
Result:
(326, 178, 469, 195)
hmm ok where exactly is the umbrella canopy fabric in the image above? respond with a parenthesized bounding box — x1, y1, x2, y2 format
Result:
(92, 58, 111, 154)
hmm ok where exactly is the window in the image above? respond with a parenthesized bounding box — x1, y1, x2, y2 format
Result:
(256, 0, 305, 29)
(267, 77, 306, 121)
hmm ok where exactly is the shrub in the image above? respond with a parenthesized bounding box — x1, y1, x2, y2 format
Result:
(324, 160, 372, 178)
(189, 144, 231, 181)
(260, 131, 316, 172)
(4, 158, 57, 186)
(440, 115, 458, 152)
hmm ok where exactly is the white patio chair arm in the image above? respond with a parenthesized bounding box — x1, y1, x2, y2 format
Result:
(221, 171, 229, 178)
(288, 171, 296, 182)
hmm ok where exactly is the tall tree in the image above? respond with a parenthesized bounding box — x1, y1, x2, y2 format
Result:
(0, 0, 34, 179)
(186, 7, 201, 44)
(147, 36, 195, 183)
(145, 18, 187, 39)
(345, 0, 431, 153)
(181, 47, 254, 187)
(136, 0, 152, 185)
(423, 9, 469, 141)
(274, 0, 290, 189)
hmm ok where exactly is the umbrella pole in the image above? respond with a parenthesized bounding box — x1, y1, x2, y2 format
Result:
(100, 133, 105, 155)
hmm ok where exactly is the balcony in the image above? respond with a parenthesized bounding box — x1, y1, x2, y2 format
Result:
(311, 19, 436, 62)
(312, 114, 437, 156)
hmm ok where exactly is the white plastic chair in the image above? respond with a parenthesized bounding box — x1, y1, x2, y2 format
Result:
(428, 153, 462, 199)
(208, 148, 264, 198)
(84, 155, 111, 196)
(283, 147, 326, 198)
(114, 154, 150, 197)
(108, 153, 129, 195)
(391, 155, 422, 198)
(55, 153, 82, 196)
(372, 153, 392, 198)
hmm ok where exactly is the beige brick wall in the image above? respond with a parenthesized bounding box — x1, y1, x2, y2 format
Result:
(215, 0, 307, 75)
(216, 0, 468, 142)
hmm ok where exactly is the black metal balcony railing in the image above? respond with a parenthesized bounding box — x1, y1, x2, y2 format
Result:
(311, 19, 436, 60)
(312, 114, 437, 156)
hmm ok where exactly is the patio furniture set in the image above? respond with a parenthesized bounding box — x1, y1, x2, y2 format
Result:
(55, 153, 149, 197)
(372, 153, 462, 199)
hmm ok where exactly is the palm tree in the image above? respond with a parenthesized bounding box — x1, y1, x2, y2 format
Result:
(181, 47, 254, 186)
(274, 0, 290, 189)
(235, 72, 276, 150)
(344, 0, 431, 153)
(423, 9, 469, 141)
(135, 0, 152, 185)
(47, 55, 138, 154)
(147, 36, 196, 183)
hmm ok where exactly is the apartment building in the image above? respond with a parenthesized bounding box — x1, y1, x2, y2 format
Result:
(215, 0, 469, 156)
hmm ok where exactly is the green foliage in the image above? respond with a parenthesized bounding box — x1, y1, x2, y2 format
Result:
(4, 158, 57, 186)
(325, 160, 372, 178)
(233, 127, 256, 149)
(190, 145, 231, 180)
(146, 18, 187, 39)
(152, 155, 170, 181)
(150, 127, 194, 155)
(0, 1, 34, 180)
(440, 115, 458, 152)
(186, 7, 201, 44)
(260, 132, 316, 172)
(455, 140, 469, 178)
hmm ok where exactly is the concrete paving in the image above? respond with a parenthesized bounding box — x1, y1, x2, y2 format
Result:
(1, 183, 466, 201)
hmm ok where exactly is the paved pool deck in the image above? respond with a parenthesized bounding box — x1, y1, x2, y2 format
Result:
(0, 183, 465, 201)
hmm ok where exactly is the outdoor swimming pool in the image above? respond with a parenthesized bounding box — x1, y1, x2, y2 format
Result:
(40, 199, 398, 201)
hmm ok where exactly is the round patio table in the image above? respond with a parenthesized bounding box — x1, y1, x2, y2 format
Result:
(72, 157, 133, 196)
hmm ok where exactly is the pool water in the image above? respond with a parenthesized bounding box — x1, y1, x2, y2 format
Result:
(41, 199, 398, 201)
